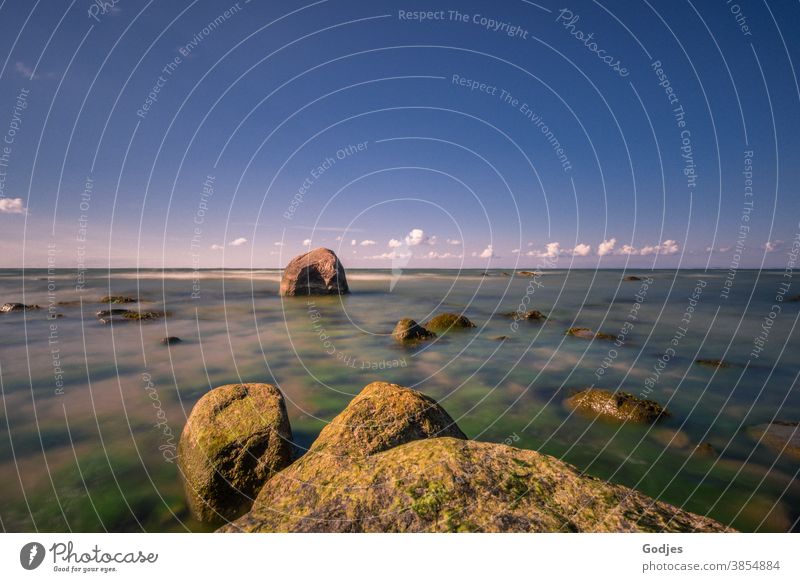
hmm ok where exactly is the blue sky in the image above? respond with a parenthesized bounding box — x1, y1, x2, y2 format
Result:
(0, 0, 798, 268)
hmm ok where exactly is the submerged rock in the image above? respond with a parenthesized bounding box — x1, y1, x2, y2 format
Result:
(623, 275, 643, 281)
(1, 303, 39, 313)
(692, 442, 718, 458)
(565, 389, 668, 424)
(392, 318, 436, 344)
(505, 309, 546, 321)
(566, 327, 615, 340)
(178, 383, 293, 524)
(747, 421, 800, 459)
(161, 336, 182, 345)
(96, 309, 163, 324)
(99, 295, 137, 304)
(425, 313, 476, 332)
(279, 247, 349, 296)
(517, 270, 539, 277)
(695, 359, 731, 369)
(221, 382, 728, 533)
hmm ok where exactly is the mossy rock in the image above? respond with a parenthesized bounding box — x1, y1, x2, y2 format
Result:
(565, 389, 668, 424)
(178, 383, 293, 524)
(161, 336, 182, 345)
(220, 382, 727, 533)
(223, 436, 729, 532)
(623, 275, 643, 281)
(1, 302, 39, 313)
(746, 421, 800, 459)
(424, 313, 476, 332)
(505, 309, 546, 321)
(392, 318, 436, 343)
(96, 309, 164, 324)
(566, 327, 615, 340)
(310, 381, 465, 458)
(99, 295, 137, 304)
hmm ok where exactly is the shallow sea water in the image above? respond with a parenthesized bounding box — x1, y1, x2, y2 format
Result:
(0, 268, 798, 532)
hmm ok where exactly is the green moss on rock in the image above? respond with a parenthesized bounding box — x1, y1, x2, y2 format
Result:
(392, 318, 436, 344)
(565, 389, 668, 424)
(425, 313, 476, 332)
(178, 383, 293, 524)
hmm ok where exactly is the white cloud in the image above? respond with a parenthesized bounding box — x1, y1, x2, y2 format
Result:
(360, 239, 376, 246)
(273, 241, 283, 247)
(511, 248, 520, 254)
(597, 238, 616, 256)
(335, 235, 343, 241)
(477, 245, 496, 259)
(302, 238, 312, 246)
(365, 250, 411, 260)
(572, 243, 592, 257)
(0, 197, 26, 214)
(388, 238, 403, 248)
(404, 228, 435, 246)
(764, 240, 783, 253)
(210, 244, 224, 251)
(229, 237, 248, 247)
(446, 238, 461, 245)
(638, 240, 679, 256)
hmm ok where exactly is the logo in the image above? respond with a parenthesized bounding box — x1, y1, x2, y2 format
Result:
(20, 542, 46, 570)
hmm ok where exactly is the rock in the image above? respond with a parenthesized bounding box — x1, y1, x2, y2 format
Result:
(565, 389, 668, 424)
(695, 359, 731, 369)
(279, 247, 349, 296)
(99, 295, 137, 304)
(505, 309, 546, 321)
(692, 442, 718, 458)
(747, 421, 800, 459)
(566, 327, 615, 340)
(221, 383, 728, 533)
(1, 303, 39, 313)
(178, 383, 293, 523)
(517, 271, 539, 277)
(425, 313, 476, 332)
(392, 318, 436, 343)
(96, 309, 164, 324)
(492, 335, 510, 341)
(161, 337, 182, 345)
(651, 428, 691, 449)
(623, 275, 643, 281)
(308, 382, 465, 458)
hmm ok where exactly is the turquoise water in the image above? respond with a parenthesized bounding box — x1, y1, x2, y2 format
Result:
(0, 268, 798, 532)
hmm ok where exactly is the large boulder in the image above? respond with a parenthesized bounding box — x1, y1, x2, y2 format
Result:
(178, 383, 293, 524)
(279, 247, 349, 296)
(220, 382, 728, 533)
(565, 389, 668, 424)
(392, 318, 436, 343)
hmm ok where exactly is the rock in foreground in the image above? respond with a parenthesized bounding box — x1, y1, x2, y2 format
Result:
(178, 383, 293, 523)
(279, 247, 349, 296)
(392, 318, 436, 343)
(1, 302, 39, 313)
(565, 389, 668, 424)
(425, 313, 476, 332)
(220, 382, 727, 533)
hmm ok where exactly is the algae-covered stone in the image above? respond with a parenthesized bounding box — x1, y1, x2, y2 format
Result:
(223, 437, 729, 533)
(425, 313, 476, 332)
(695, 359, 731, 369)
(392, 318, 436, 343)
(1, 303, 39, 313)
(178, 383, 293, 523)
(565, 389, 668, 424)
(505, 309, 546, 321)
(279, 247, 349, 296)
(99, 296, 137, 304)
(310, 381, 465, 458)
(96, 309, 163, 324)
(566, 327, 615, 340)
(747, 421, 800, 459)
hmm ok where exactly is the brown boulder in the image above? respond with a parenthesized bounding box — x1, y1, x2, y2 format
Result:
(279, 247, 349, 296)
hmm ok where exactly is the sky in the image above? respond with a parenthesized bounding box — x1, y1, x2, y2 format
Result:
(0, 0, 798, 269)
